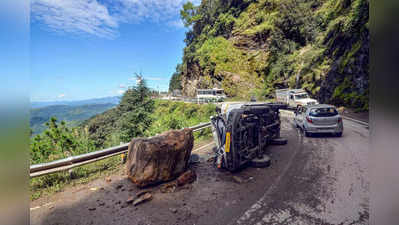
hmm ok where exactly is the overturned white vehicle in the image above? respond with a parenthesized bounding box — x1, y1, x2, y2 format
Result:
(211, 102, 288, 172)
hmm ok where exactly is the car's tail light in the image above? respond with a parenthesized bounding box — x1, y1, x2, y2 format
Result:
(337, 117, 342, 123)
(306, 116, 313, 123)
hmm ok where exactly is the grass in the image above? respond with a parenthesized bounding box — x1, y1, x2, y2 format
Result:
(30, 155, 122, 200)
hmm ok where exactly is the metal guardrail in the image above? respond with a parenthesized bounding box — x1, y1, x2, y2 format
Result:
(30, 122, 211, 178)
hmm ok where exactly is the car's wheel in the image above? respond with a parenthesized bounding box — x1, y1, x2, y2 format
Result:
(251, 155, 271, 168)
(270, 138, 288, 145)
(304, 130, 311, 137)
(335, 132, 342, 137)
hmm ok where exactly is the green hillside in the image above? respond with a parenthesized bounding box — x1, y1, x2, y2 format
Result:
(171, 0, 368, 111)
(30, 103, 116, 135)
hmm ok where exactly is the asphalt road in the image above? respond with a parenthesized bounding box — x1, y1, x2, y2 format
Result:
(30, 112, 369, 225)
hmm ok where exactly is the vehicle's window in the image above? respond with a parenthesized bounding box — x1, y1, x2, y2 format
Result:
(295, 94, 309, 99)
(309, 108, 338, 117)
(290, 95, 294, 100)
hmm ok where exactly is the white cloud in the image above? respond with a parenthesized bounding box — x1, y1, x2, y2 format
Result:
(119, 84, 126, 88)
(57, 93, 65, 98)
(32, 0, 119, 39)
(31, 0, 200, 38)
(117, 89, 125, 95)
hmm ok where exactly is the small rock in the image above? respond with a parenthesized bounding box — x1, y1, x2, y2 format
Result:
(133, 193, 152, 206)
(106, 178, 112, 182)
(126, 196, 135, 204)
(136, 190, 151, 197)
(99, 202, 105, 206)
(121, 188, 125, 192)
(170, 208, 178, 213)
(160, 182, 177, 193)
(177, 170, 196, 186)
(88, 207, 96, 211)
(232, 176, 244, 184)
(116, 184, 123, 189)
(115, 200, 121, 205)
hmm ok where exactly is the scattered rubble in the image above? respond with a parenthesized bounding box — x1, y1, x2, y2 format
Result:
(177, 170, 196, 186)
(136, 190, 151, 197)
(126, 196, 135, 204)
(160, 182, 177, 193)
(133, 193, 152, 206)
(126, 128, 194, 187)
(88, 207, 96, 211)
(232, 176, 244, 184)
(169, 208, 178, 213)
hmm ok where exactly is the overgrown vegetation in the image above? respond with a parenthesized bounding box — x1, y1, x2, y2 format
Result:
(30, 76, 216, 200)
(174, 0, 368, 111)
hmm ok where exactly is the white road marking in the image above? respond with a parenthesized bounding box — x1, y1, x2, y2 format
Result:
(236, 134, 302, 224)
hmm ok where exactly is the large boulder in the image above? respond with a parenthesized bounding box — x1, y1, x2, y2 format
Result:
(126, 128, 194, 187)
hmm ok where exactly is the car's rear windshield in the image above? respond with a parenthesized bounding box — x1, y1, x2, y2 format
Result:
(309, 107, 338, 117)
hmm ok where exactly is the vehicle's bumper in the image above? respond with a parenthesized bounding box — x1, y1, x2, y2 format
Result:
(304, 123, 343, 134)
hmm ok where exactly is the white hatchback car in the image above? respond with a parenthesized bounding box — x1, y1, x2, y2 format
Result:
(294, 104, 343, 137)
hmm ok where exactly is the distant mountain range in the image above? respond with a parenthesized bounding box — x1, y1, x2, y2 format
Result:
(31, 96, 121, 109)
(30, 97, 121, 135)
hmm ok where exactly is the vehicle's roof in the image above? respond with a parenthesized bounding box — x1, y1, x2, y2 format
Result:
(305, 104, 336, 109)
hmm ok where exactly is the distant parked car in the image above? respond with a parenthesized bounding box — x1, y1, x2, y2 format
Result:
(294, 104, 343, 137)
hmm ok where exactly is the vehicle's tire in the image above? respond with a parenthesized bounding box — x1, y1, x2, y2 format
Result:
(304, 131, 311, 137)
(335, 132, 342, 137)
(270, 138, 288, 145)
(251, 155, 271, 168)
(189, 154, 200, 164)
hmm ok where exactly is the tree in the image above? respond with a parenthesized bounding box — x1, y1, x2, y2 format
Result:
(180, 1, 200, 27)
(30, 117, 95, 164)
(169, 64, 183, 92)
(117, 74, 155, 142)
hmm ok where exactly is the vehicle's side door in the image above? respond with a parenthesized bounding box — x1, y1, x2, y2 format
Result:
(288, 94, 295, 107)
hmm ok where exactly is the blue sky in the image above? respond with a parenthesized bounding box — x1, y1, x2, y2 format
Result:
(30, 0, 199, 102)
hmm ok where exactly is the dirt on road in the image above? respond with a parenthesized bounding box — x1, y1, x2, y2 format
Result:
(30, 115, 369, 225)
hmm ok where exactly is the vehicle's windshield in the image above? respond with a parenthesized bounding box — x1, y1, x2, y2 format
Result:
(309, 108, 338, 117)
(294, 94, 309, 99)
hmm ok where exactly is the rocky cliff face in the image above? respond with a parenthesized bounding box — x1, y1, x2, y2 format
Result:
(176, 0, 368, 111)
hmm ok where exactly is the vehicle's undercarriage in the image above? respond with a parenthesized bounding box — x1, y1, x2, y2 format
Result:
(211, 103, 288, 171)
